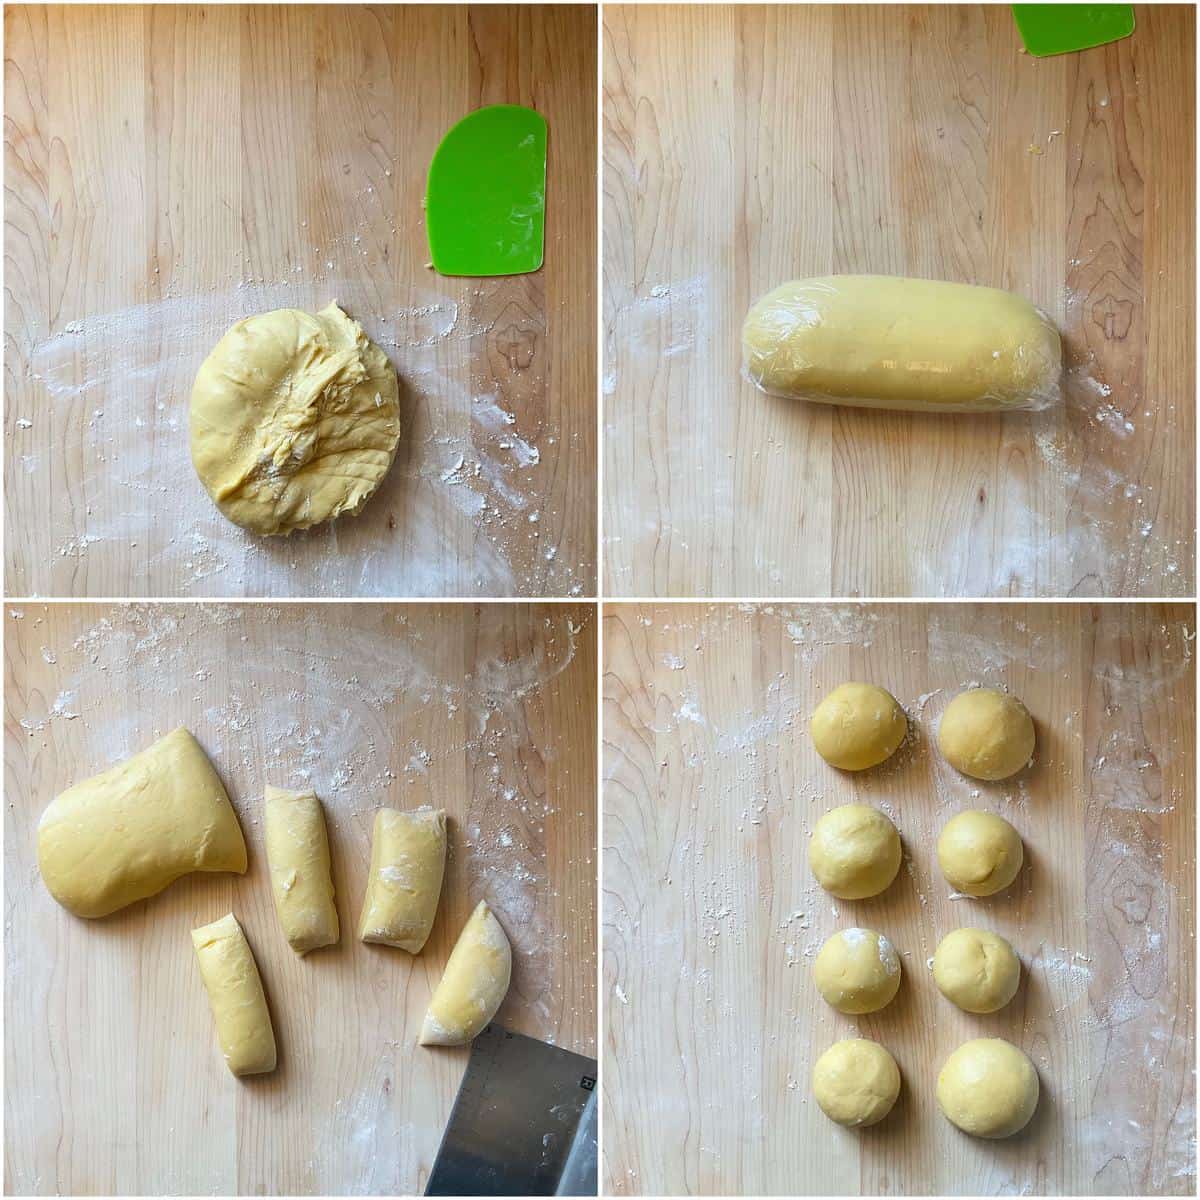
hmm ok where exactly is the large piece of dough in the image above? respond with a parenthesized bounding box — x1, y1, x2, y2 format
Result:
(37, 728, 247, 918)
(742, 275, 1062, 412)
(420, 899, 512, 1046)
(192, 913, 277, 1077)
(264, 785, 339, 955)
(358, 807, 447, 952)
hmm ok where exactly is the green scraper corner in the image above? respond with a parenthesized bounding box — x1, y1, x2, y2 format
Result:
(1013, 4, 1135, 58)
(425, 104, 547, 277)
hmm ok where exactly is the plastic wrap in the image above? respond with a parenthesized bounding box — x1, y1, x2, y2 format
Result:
(742, 275, 1062, 413)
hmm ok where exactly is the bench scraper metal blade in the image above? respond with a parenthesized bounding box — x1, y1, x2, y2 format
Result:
(425, 1024, 598, 1197)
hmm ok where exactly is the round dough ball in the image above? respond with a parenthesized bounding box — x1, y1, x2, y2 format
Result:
(809, 805, 902, 899)
(191, 302, 402, 536)
(810, 683, 907, 771)
(937, 810, 1024, 897)
(812, 1039, 901, 1127)
(932, 928, 1021, 1013)
(937, 1038, 1039, 1138)
(938, 688, 1035, 780)
(813, 928, 901, 1014)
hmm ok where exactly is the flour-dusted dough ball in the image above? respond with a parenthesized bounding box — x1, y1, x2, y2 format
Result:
(932, 928, 1021, 1013)
(813, 928, 902, 1014)
(937, 1038, 1039, 1138)
(190, 302, 401, 536)
(938, 688, 1035, 780)
(812, 1039, 901, 1127)
(809, 805, 902, 900)
(937, 810, 1024, 897)
(810, 683, 907, 771)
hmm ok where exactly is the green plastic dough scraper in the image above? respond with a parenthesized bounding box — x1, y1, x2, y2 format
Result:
(1013, 4, 1135, 58)
(426, 104, 547, 277)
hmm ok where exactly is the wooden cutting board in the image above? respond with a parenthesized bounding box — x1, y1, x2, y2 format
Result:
(602, 4, 1194, 598)
(4, 602, 597, 1195)
(602, 602, 1194, 1195)
(3, 4, 596, 598)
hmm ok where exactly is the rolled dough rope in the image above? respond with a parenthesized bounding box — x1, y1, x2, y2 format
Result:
(357, 807, 447, 953)
(264, 785, 339, 955)
(37, 727, 247, 918)
(191, 913, 277, 1077)
(742, 275, 1062, 413)
(420, 899, 512, 1046)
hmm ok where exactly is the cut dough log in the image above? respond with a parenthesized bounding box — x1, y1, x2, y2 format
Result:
(37, 727, 247, 918)
(264, 785, 339, 955)
(420, 900, 512, 1046)
(742, 275, 1062, 412)
(358, 807, 447, 953)
(192, 913, 277, 1077)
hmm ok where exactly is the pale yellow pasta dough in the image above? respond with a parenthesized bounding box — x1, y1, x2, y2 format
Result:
(810, 682, 907, 771)
(420, 900, 512, 1046)
(813, 928, 901, 1015)
(743, 275, 1062, 412)
(190, 302, 401, 536)
(937, 810, 1024, 897)
(809, 805, 902, 900)
(192, 913, 277, 1077)
(812, 1039, 901, 1127)
(938, 688, 1035, 780)
(358, 808, 447, 953)
(37, 727, 247, 918)
(932, 927, 1020, 1014)
(264, 785, 339, 955)
(937, 1038, 1039, 1138)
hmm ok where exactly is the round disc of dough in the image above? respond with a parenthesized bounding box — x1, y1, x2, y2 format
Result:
(932, 927, 1021, 1013)
(190, 302, 401, 536)
(810, 683, 907, 771)
(809, 805, 902, 900)
(812, 1039, 901, 1127)
(937, 810, 1024, 897)
(937, 1038, 1039, 1138)
(937, 688, 1035, 780)
(813, 928, 902, 1014)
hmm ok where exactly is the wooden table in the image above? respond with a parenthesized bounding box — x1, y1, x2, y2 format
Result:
(4, 602, 597, 1195)
(602, 602, 1195, 1194)
(4, 5, 596, 598)
(602, 4, 1195, 598)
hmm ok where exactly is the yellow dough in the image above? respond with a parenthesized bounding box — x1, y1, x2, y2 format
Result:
(358, 808, 447, 953)
(812, 1039, 901, 1127)
(192, 913, 277, 1077)
(937, 1038, 1039, 1138)
(813, 928, 901, 1014)
(264, 785, 339, 955)
(420, 900, 512, 1046)
(938, 688, 1036, 780)
(810, 682, 907, 771)
(809, 805, 902, 899)
(937, 810, 1024, 897)
(37, 728, 247, 918)
(190, 302, 401, 536)
(742, 275, 1062, 413)
(932, 927, 1021, 1013)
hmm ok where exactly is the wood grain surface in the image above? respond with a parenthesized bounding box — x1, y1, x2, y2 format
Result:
(602, 602, 1195, 1195)
(4, 4, 596, 599)
(602, 4, 1195, 598)
(4, 602, 596, 1195)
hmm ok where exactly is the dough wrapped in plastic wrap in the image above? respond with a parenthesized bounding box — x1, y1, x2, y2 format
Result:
(742, 275, 1061, 413)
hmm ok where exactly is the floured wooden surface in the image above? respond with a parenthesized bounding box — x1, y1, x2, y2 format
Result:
(4, 603, 597, 1195)
(603, 5, 1194, 598)
(4, 4, 596, 598)
(603, 603, 1194, 1195)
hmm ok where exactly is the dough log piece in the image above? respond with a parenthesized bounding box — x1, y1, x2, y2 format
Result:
(192, 913, 277, 1077)
(420, 900, 512, 1046)
(813, 927, 902, 1015)
(809, 804, 902, 900)
(938, 687, 1036, 781)
(812, 1038, 901, 1127)
(358, 808, 447, 953)
(742, 275, 1062, 413)
(37, 727, 247, 918)
(190, 302, 402, 536)
(937, 1038, 1039, 1138)
(810, 682, 907, 771)
(264, 785, 339, 955)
